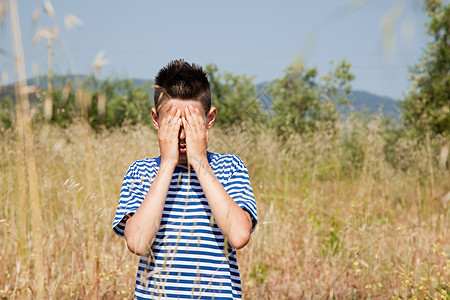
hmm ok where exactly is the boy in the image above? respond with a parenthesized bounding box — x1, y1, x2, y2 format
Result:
(112, 60, 257, 299)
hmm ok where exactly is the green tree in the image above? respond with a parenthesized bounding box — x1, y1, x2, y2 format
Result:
(50, 89, 78, 127)
(31, 76, 153, 129)
(103, 79, 152, 128)
(267, 60, 354, 137)
(320, 60, 355, 114)
(267, 63, 319, 136)
(401, 0, 450, 137)
(206, 64, 266, 126)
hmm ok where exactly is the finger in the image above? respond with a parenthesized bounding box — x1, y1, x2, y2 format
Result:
(187, 106, 202, 134)
(172, 117, 182, 134)
(160, 109, 178, 139)
(181, 117, 191, 138)
(169, 107, 179, 121)
(166, 112, 181, 137)
(182, 115, 192, 132)
(193, 107, 206, 132)
(165, 105, 175, 117)
(162, 107, 176, 125)
(184, 106, 196, 130)
(170, 108, 181, 126)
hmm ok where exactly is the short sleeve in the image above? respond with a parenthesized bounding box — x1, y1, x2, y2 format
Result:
(112, 162, 148, 238)
(222, 157, 258, 232)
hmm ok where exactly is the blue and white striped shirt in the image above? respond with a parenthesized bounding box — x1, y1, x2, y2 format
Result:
(113, 152, 257, 299)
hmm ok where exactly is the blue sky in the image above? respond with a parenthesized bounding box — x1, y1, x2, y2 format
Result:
(1, 0, 432, 99)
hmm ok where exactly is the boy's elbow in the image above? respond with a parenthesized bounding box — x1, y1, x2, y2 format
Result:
(230, 230, 250, 250)
(230, 211, 253, 249)
(125, 232, 150, 256)
(124, 217, 155, 256)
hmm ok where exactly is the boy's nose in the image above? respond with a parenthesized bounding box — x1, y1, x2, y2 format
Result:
(179, 125, 186, 140)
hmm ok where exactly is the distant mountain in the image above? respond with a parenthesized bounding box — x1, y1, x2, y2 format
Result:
(257, 82, 401, 120)
(346, 90, 401, 119)
(1, 75, 401, 120)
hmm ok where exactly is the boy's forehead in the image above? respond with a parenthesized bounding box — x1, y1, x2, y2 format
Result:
(159, 99, 204, 114)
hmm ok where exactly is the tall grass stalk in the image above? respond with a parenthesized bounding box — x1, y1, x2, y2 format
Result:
(78, 88, 99, 298)
(9, 0, 44, 298)
(44, 41, 53, 122)
(13, 81, 27, 260)
(426, 131, 435, 197)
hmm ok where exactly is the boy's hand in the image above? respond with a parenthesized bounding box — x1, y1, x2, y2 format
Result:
(182, 105, 208, 168)
(158, 107, 182, 167)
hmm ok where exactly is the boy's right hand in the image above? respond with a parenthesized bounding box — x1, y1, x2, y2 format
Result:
(158, 107, 182, 167)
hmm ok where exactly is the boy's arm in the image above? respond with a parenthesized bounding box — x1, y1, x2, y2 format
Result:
(124, 162, 176, 255)
(194, 161, 253, 249)
(124, 108, 181, 256)
(183, 106, 253, 249)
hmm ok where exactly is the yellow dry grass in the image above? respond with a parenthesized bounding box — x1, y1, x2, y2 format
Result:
(0, 120, 448, 299)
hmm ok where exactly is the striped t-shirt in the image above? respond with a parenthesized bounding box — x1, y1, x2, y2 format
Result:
(113, 152, 257, 299)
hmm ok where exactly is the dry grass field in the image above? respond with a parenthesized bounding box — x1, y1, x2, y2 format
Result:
(0, 120, 449, 299)
(1, 0, 449, 297)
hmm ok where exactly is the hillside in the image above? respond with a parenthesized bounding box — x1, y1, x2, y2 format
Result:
(257, 83, 401, 120)
(1, 75, 401, 120)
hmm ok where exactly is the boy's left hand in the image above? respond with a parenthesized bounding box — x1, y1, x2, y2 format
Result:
(182, 105, 208, 168)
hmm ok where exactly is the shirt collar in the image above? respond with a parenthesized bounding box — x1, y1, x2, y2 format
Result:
(155, 151, 212, 167)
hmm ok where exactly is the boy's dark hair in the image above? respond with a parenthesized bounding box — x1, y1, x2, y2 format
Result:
(154, 59, 211, 114)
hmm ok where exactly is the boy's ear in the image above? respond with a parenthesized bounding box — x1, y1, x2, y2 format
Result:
(151, 108, 160, 130)
(206, 107, 217, 129)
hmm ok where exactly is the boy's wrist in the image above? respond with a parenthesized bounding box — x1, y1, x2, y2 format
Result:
(190, 155, 210, 174)
(159, 159, 178, 171)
